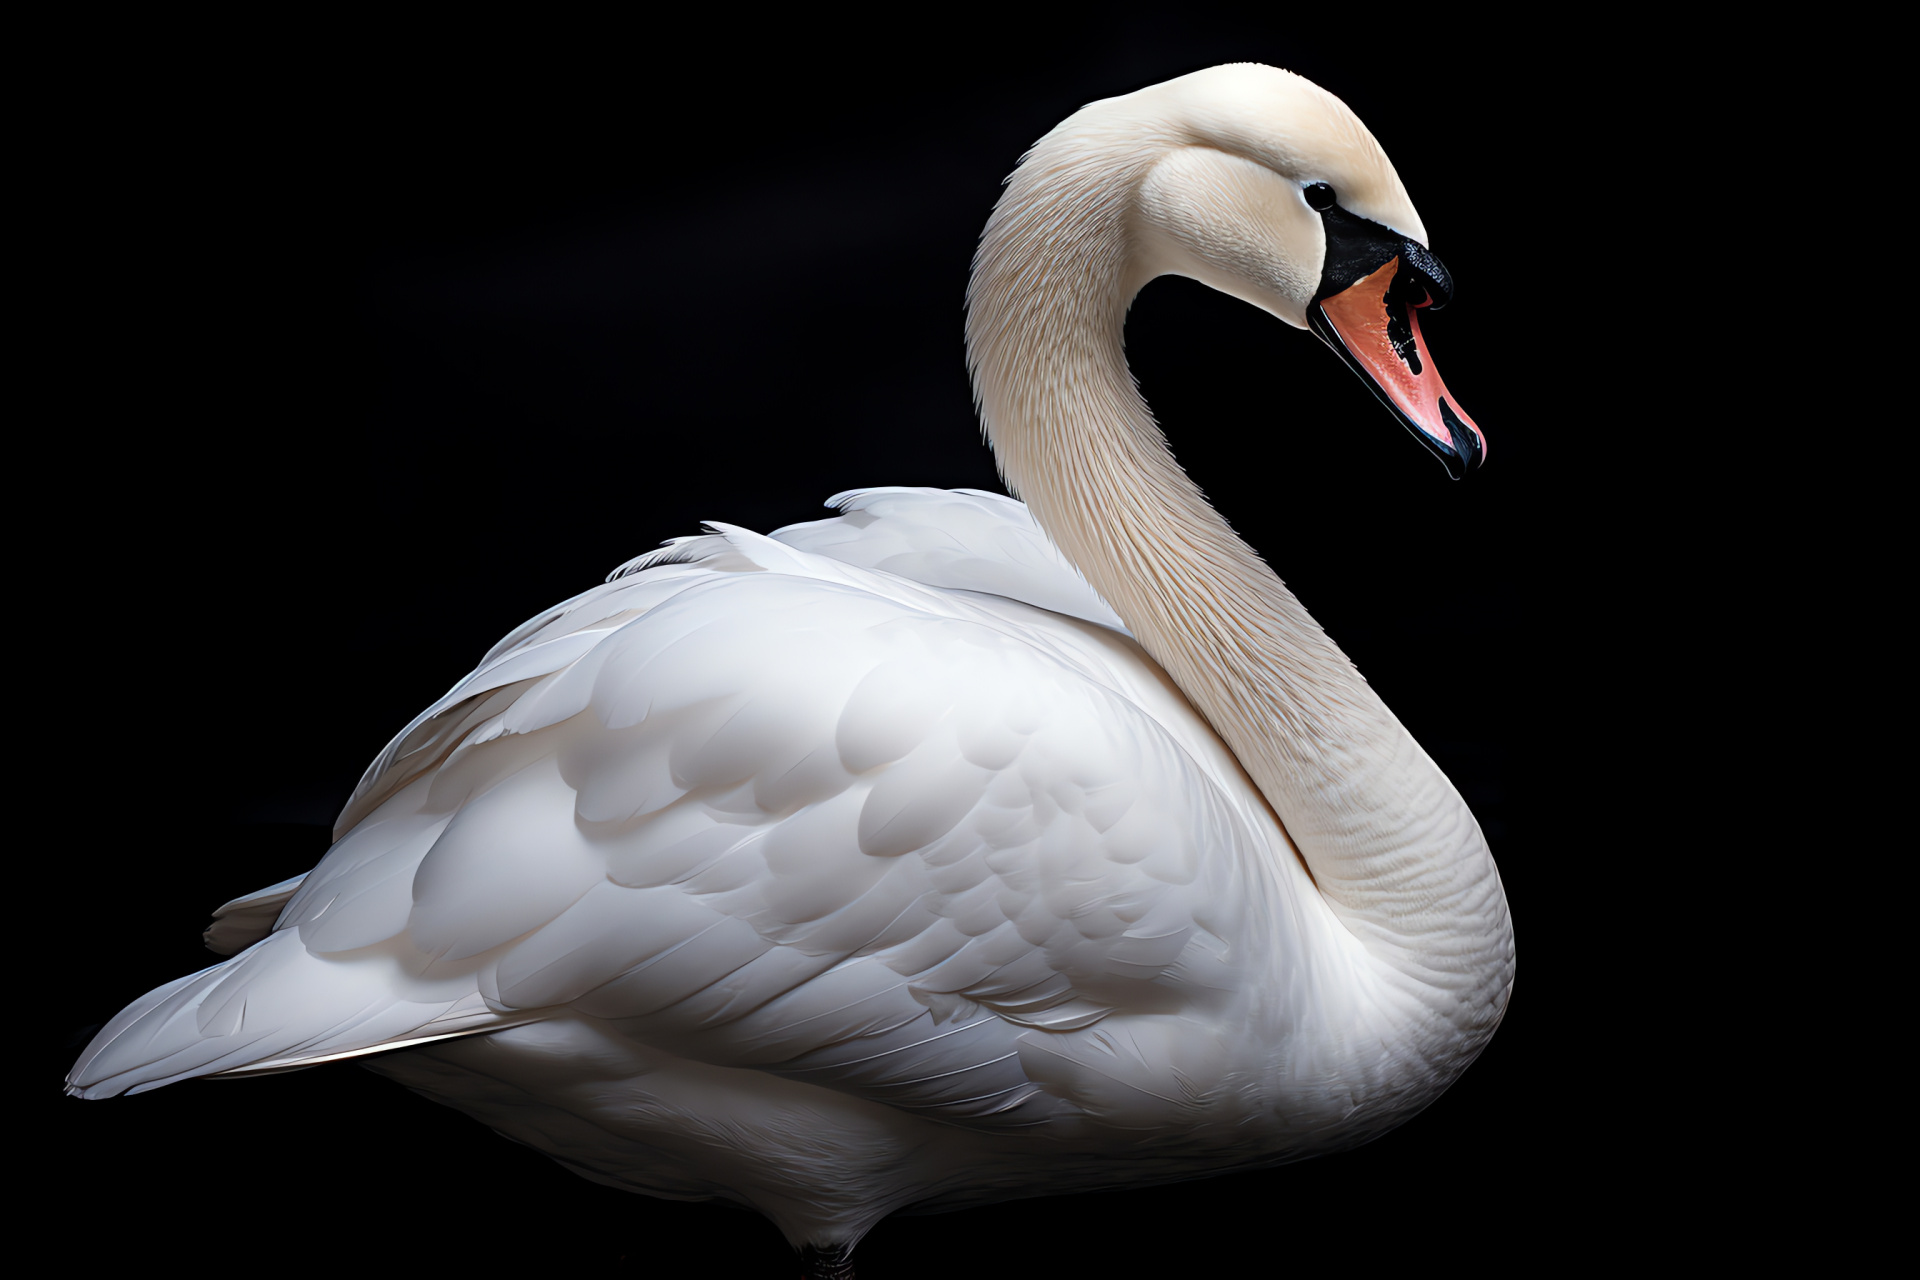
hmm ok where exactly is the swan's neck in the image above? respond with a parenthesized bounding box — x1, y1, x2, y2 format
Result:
(966, 120, 1512, 1031)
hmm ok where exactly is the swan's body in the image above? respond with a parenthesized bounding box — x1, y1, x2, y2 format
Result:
(71, 65, 1513, 1265)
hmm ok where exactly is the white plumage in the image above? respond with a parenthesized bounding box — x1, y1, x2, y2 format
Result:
(71, 64, 1514, 1265)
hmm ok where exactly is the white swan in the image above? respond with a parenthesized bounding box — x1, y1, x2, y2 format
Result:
(70, 64, 1512, 1275)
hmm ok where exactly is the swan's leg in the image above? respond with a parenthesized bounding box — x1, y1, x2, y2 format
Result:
(797, 1242, 856, 1280)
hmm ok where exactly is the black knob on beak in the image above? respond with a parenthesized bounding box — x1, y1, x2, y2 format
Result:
(1396, 240, 1454, 311)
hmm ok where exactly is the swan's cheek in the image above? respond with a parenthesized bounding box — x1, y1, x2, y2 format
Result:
(1134, 148, 1321, 327)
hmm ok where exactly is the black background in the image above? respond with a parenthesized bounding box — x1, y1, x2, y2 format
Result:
(43, 13, 1677, 1274)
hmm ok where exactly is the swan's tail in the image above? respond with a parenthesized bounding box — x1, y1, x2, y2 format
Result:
(67, 930, 518, 1099)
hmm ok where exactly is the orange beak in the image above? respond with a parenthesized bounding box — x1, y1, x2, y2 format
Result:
(1308, 256, 1485, 479)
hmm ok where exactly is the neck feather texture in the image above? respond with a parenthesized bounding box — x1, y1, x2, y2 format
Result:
(966, 110, 1512, 1027)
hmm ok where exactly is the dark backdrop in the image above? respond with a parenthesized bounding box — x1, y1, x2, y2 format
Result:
(43, 14, 1666, 1274)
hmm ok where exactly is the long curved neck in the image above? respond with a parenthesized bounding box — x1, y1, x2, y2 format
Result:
(966, 121, 1512, 1022)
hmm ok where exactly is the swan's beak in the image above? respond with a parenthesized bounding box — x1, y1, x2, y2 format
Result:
(1308, 256, 1486, 479)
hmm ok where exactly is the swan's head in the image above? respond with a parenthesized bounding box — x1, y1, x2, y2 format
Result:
(973, 63, 1485, 479)
(1129, 64, 1484, 478)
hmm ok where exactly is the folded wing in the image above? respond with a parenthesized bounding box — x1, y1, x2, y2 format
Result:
(71, 492, 1296, 1131)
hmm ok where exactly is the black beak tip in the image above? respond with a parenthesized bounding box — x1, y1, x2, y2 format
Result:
(1439, 397, 1481, 478)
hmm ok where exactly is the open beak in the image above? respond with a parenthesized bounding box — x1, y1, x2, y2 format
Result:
(1308, 255, 1485, 480)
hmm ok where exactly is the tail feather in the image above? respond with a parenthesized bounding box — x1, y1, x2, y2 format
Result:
(66, 931, 516, 1099)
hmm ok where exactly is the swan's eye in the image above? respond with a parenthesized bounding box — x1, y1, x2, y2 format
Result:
(1304, 182, 1336, 212)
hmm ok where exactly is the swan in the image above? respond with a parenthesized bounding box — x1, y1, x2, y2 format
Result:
(69, 63, 1513, 1277)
